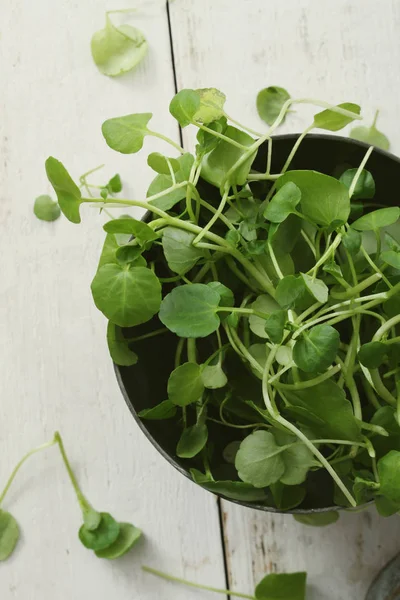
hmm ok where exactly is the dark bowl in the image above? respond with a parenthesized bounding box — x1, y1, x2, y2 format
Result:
(115, 133, 400, 514)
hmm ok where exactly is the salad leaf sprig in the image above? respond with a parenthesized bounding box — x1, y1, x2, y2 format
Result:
(44, 86, 400, 513)
(0, 432, 141, 561)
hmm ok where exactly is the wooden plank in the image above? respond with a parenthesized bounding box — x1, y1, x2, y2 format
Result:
(168, 0, 400, 598)
(0, 1, 226, 598)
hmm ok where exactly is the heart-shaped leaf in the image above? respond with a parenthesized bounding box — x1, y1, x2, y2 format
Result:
(256, 86, 291, 126)
(293, 324, 340, 373)
(168, 362, 204, 406)
(352, 207, 400, 231)
(33, 195, 61, 222)
(102, 113, 153, 154)
(264, 182, 301, 223)
(95, 523, 142, 559)
(169, 89, 200, 127)
(79, 512, 120, 551)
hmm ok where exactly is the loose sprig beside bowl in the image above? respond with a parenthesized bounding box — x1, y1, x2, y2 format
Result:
(43, 87, 400, 515)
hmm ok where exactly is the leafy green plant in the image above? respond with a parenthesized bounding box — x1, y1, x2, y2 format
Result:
(44, 85, 400, 514)
(143, 565, 307, 600)
(0, 432, 141, 561)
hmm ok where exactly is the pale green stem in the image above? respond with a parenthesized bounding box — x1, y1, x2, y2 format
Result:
(142, 566, 255, 600)
(348, 146, 374, 198)
(360, 246, 392, 289)
(267, 242, 285, 279)
(272, 364, 341, 390)
(54, 432, 91, 511)
(148, 130, 185, 154)
(198, 124, 249, 149)
(223, 112, 264, 137)
(0, 436, 58, 506)
(193, 188, 230, 245)
(308, 234, 342, 276)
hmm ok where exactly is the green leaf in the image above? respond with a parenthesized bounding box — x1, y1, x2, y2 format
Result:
(45, 157, 82, 224)
(264, 182, 301, 223)
(201, 125, 256, 189)
(293, 511, 339, 527)
(339, 169, 375, 200)
(271, 483, 306, 510)
(0, 511, 20, 561)
(352, 207, 400, 231)
(285, 380, 361, 441)
(98, 233, 119, 269)
(255, 572, 307, 600)
(269, 215, 302, 254)
(207, 282, 234, 307)
(313, 103, 361, 131)
(249, 294, 281, 339)
(358, 341, 388, 369)
(280, 443, 315, 486)
(342, 227, 361, 255)
(196, 116, 227, 156)
(147, 152, 180, 174)
(375, 495, 400, 517)
(190, 469, 267, 502)
(177, 423, 208, 458)
(378, 451, 400, 505)
(235, 431, 285, 488)
(264, 310, 287, 344)
(381, 250, 400, 270)
(91, 15, 147, 77)
(169, 89, 200, 127)
(159, 284, 220, 338)
(102, 113, 152, 154)
(147, 153, 194, 210)
(107, 321, 138, 366)
(115, 243, 146, 266)
(106, 174, 122, 193)
(276, 171, 350, 228)
(256, 86, 291, 126)
(201, 364, 227, 389)
(79, 513, 120, 551)
(103, 218, 158, 245)
(82, 507, 102, 531)
(91, 264, 161, 327)
(95, 523, 142, 559)
(168, 362, 204, 406)
(323, 261, 343, 279)
(138, 399, 177, 420)
(293, 325, 340, 373)
(162, 227, 205, 275)
(33, 195, 61, 222)
(193, 88, 226, 124)
(350, 112, 390, 151)
(300, 273, 329, 304)
(275, 276, 306, 310)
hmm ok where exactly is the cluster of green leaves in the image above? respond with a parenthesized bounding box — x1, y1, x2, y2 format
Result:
(0, 433, 141, 561)
(44, 84, 400, 519)
(143, 565, 307, 600)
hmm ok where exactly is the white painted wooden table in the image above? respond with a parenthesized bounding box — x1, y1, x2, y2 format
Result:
(1, 1, 400, 598)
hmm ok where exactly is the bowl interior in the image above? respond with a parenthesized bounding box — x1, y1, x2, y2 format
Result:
(115, 133, 400, 514)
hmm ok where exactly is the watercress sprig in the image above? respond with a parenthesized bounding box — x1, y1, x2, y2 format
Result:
(43, 85, 400, 515)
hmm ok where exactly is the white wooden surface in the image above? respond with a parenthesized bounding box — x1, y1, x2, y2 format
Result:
(1, 1, 400, 599)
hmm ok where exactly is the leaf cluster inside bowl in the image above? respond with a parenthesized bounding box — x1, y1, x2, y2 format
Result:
(44, 86, 400, 514)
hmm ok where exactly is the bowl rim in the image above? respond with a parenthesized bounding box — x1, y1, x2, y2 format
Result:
(114, 132, 400, 515)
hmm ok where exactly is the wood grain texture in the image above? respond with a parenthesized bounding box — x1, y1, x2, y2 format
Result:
(0, 2, 226, 599)
(168, 0, 400, 598)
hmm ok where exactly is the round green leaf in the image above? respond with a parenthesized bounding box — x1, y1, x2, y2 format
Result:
(300, 273, 329, 304)
(207, 282, 234, 307)
(95, 523, 142, 559)
(352, 207, 400, 231)
(79, 512, 120, 551)
(147, 152, 180, 174)
(45, 157, 82, 224)
(275, 276, 306, 310)
(378, 451, 400, 505)
(264, 310, 287, 344)
(159, 284, 220, 338)
(235, 431, 285, 488)
(102, 113, 152, 154)
(168, 362, 204, 406)
(200, 125, 256, 189)
(91, 16, 147, 77)
(0, 511, 20, 561)
(107, 321, 138, 367)
(249, 294, 280, 339)
(264, 182, 301, 223)
(201, 363, 227, 389)
(33, 195, 61, 222)
(169, 89, 200, 128)
(162, 227, 205, 275)
(313, 102, 360, 131)
(193, 87, 226, 124)
(350, 122, 390, 151)
(277, 170, 350, 228)
(255, 571, 307, 600)
(106, 174, 122, 193)
(191, 469, 267, 502)
(256, 86, 291, 126)
(293, 325, 340, 373)
(358, 341, 388, 369)
(381, 250, 400, 270)
(293, 511, 339, 527)
(91, 264, 161, 327)
(177, 423, 208, 458)
(339, 169, 375, 200)
(280, 443, 315, 486)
